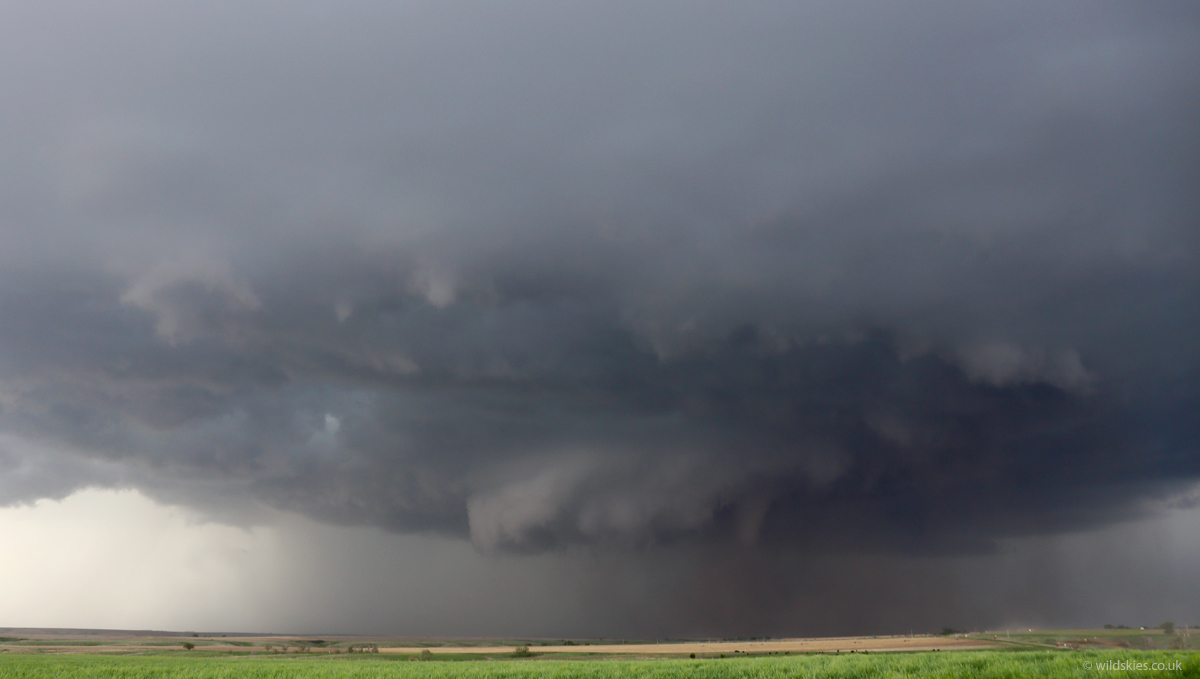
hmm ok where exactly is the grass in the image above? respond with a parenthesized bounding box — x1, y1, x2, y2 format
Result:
(0, 650, 1196, 678)
(972, 628, 1200, 651)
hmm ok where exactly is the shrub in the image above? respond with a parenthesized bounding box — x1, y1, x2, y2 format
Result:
(512, 646, 533, 658)
(420, 649, 433, 661)
(181, 642, 194, 651)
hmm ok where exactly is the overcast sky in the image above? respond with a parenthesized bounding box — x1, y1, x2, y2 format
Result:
(1, 1, 1198, 636)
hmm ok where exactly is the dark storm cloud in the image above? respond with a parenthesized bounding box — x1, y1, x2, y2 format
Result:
(1, 0, 1198, 616)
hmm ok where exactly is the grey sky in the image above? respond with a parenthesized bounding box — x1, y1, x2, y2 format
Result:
(0, 1, 1197, 635)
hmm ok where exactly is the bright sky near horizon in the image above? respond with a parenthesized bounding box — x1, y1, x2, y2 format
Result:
(0, 487, 594, 635)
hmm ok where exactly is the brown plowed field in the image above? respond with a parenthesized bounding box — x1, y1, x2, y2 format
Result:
(381, 636, 1002, 655)
(0, 630, 1004, 656)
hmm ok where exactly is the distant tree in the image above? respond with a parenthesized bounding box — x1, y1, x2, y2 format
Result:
(689, 653, 696, 659)
(182, 642, 195, 651)
(419, 649, 433, 661)
(940, 628, 957, 636)
(1161, 622, 1176, 635)
(512, 646, 533, 658)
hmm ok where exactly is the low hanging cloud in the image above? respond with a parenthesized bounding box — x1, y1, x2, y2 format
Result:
(0, 0, 1197, 627)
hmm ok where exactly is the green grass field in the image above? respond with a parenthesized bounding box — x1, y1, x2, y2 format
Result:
(971, 629, 1199, 651)
(0, 650, 1196, 678)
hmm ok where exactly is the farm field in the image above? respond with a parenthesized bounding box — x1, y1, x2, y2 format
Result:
(0, 630, 998, 656)
(0, 650, 1197, 678)
(0, 633, 993, 662)
(377, 635, 1000, 655)
(979, 628, 1200, 651)
(2, 628, 1197, 677)
(5, 626, 1198, 655)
